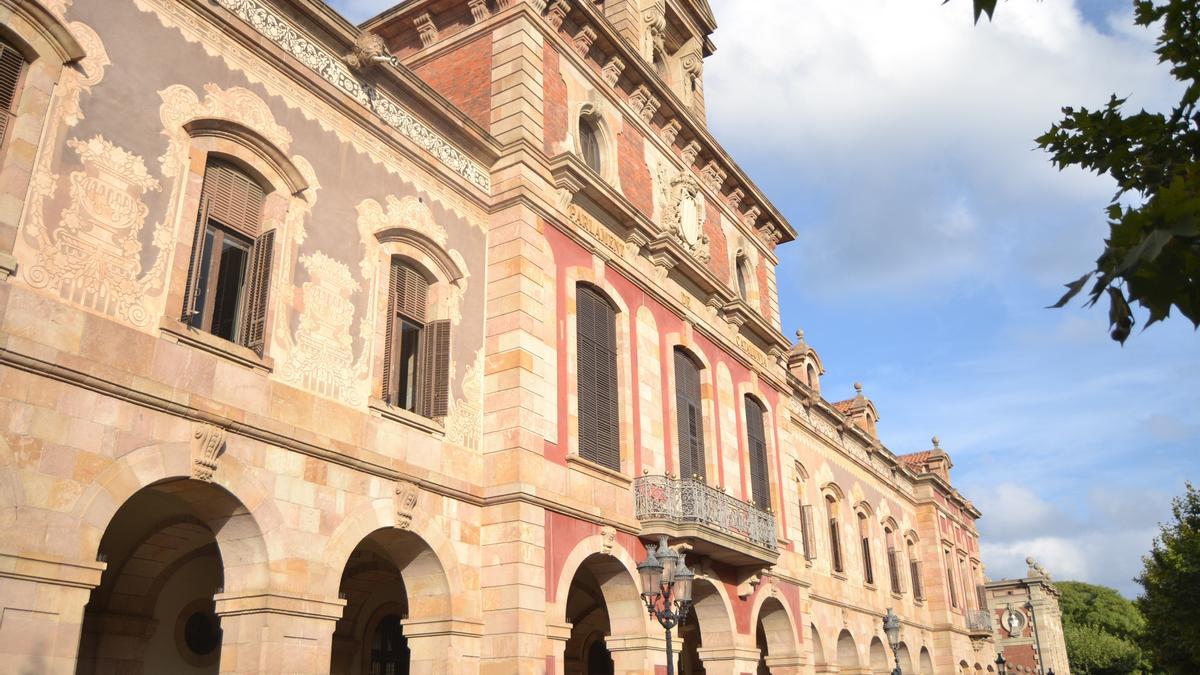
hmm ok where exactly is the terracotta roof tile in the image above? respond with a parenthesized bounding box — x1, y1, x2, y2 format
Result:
(898, 450, 934, 466)
(832, 399, 855, 414)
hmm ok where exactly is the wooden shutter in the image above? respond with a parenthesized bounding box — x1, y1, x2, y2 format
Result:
(240, 229, 274, 355)
(419, 319, 450, 418)
(829, 519, 843, 573)
(382, 259, 431, 404)
(0, 40, 25, 151)
(861, 537, 874, 584)
(888, 549, 901, 593)
(800, 504, 816, 560)
(745, 397, 769, 509)
(674, 349, 705, 481)
(947, 558, 959, 607)
(976, 584, 989, 611)
(202, 161, 265, 239)
(911, 560, 924, 599)
(181, 196, 210, 322)
(576, 286, 620, 471)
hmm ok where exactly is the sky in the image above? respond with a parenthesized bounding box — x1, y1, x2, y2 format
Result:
(326, 0, 1199, 598)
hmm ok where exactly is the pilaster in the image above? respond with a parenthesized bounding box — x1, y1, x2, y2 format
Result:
(212, 591, 344, 675)
(0, 554, 105, 675)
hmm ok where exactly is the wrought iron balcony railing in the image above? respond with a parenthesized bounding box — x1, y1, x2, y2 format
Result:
(633, 475, 777, 552)
(966, 609, 993, 634)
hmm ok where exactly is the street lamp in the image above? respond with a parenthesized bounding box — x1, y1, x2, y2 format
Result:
(995, 652, 1007, 675)
(882, 608, 903, 675)
(638, 536, 694, 675)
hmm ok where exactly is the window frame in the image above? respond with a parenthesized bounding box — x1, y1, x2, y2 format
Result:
(673, 346, 707, 483)
(743, 394, 770, 511)
(382, 255, 450, 419)
(575, 283, 621, 472)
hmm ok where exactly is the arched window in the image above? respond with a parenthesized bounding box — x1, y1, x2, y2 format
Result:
(736, 255, 750, 300)
(0, 37, 26, 154)
(858, 512, 874, 585)
(797, 465, 816, 561)
(744, 395, 769, 509)
(885, 526, 901, 594)
(182, 159, 274, 354)
(369, 614, 410, 674)
(826, 494, 844, 574)
(945, 550, 959, 608)
(907, 539, 924, 600)
(576, 284, 619, 471)
(579, 115, 602, 174)
(806, 363, 817, 388)
(383, 257, 450, 417)
(673, 347, 705, 482)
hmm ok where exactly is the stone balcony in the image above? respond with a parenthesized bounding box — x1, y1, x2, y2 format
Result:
(633, 475, 779, 567)
(966, 609, 994, 638)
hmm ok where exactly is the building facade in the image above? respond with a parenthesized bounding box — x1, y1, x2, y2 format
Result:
(0, 0, 1022, 673)
(985, 559, 1070, 675)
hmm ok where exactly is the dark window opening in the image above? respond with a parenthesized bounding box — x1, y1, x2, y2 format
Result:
(745, 396, 770, 510)
(383, 258, 450, 418)
(736, 257, 750, 300)
(183, 610, 220, 656)
(674, 348, 705, 482)
(580, 116, 602, 174)
(370, 615, 410, 675)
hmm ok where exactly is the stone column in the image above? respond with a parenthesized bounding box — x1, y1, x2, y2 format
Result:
(607, 633, 664, 674)
(765, 653, 808, 675)
(213, 591, 344, 675)
(546, 622, 572, 675)
(697, 646, 764, 675)
(403, 617, 483, 675)
(0, 554, 105, 675)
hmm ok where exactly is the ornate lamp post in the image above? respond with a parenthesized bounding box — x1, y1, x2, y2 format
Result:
(882, 608, 903, 675)
(638, 536, 695, 675)
(995, 652, 1008, 675)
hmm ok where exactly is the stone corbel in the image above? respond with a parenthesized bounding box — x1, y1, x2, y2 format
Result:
(546, 0, 570, 29)
(659, 119, 681, 145)
(345, 31, 398, 70)
(681, 141, 701, 166)
(629, 84, 659, 123)
(742, 205, 762, 228)
(601, 55, 625, 86)
(468, 0, 490, 22)
(726, 188, 745, 211)
(394, 479, 421, 530)
(737, 567, 769, 599)
(573, 25, 597, 57)
(600, 525, 616, 554)
(414, 12, 438, 48)
(191, 423, 227, 481)
(701, 161, 726, 192)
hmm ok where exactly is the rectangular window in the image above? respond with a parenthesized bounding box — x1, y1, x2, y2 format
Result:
(911, 560, 924, 600)
(382, 258, 449, 418)
(744, 397, 770, 509)
(674, 349, 705, 482)
(829, 517, 844, 573)
(861, 536, 874, 585)
(577, 286, 620, 471)
(888, 548, 901, 594)
(946, 552, 959, 608)
(182, 162, 272, 354)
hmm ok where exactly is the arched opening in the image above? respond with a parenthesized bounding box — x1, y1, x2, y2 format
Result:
(869, 636, 889, 674)
(959, 659, 971, 675)
(330, 528, 451, 674)
(735, 255, 751, 300)
(561, 552, 644, 674)
(810, 624, 826, 671)
(919, 647, 934, 675)
(896, 642, 914, 674)
(579, 114, 602, 174)
(754, 596, 798, 674)
(677, 578, 734, 674)
(836, 630, 859, 671)
(76, 479, 266, 675)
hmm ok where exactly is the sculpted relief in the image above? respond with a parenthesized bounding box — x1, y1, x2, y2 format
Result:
(656, 163, 711, 264)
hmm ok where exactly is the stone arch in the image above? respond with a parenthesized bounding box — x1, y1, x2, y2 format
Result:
(321, 490, 470, 618)
(919, 646, 934, 674)
(552, 534, 650, 641)
(960, 659, 971, 675)
(869, 636, 889, 674)
(71, 439, 276, 594)
(896, 642, 914, 673)
(679, 575, 737, 673)
(572, 98, 619, 184)
(836, 630, 859, 670)
(810, 623, 826, 668)
(751, 594, 801, 667)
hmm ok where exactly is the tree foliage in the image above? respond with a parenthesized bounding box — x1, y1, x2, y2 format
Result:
(957, 0, 1200, 342)
(1057, 581, 1151, 674)
(1136, 483, 1200, 674)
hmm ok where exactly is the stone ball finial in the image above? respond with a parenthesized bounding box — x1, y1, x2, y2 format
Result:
(932, 436, 940, 448)
(1026, 555, 1036, 565)
(854, 382, 863, 393)
(796, 329, 805, 341)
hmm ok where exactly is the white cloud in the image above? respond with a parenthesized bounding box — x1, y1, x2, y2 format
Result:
(706, 0, 1180, 297)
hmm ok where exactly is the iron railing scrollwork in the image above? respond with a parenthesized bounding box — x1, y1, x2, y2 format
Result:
(633, 475, 777, 551)
(966, 609, 993, 633)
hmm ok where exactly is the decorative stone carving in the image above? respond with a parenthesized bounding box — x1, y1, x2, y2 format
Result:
(743, 205, 762, 227)
(599, 525, 616, 554)
(659, 119, 681, 145)
(278, 253, 363, 405)
(660, 169, 711, 263)
(345, 31, 398, 70)
(681, 141, 701, 166)
(572, 25, 597, 57)
(601, 55, 625, 87)
(215, 0, 490, 190)
(395, 480, 421, 530)
(414, 12, 438, 47)
(726, 188, 744, 211)
(642, 2, 666, 60)
(468, 0, 490, 22)
(191, 423, 227, 481)
(545, 0, 570, 29)
(628, 85, 659, 123)
(444, 348, 483, 450)
(701, 160, 726, 192)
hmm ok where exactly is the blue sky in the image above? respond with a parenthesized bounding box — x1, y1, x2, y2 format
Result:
(327, 0, 1198, 597)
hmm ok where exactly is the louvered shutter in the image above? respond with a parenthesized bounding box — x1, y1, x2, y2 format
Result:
(888, 549, 901, 593)
(382, 260, 402, 403)
(181, 196, 210, 323)
(800, 504, 816, 560)
(674, 349, 705, 481)
(911, 560, 924, 600)
(745, 397, 769, 509)
(0, 40, 25, 151)
(576, 286, 619, 471)
(419, 319, 450, 418)
(829, 519, 843, 572)
(203, 162, 265, 239)
(947, 560, 959, 607)
(976, 584, 989, 611)
(240, 229, 274, 355)
(861, 537, 874, 584)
